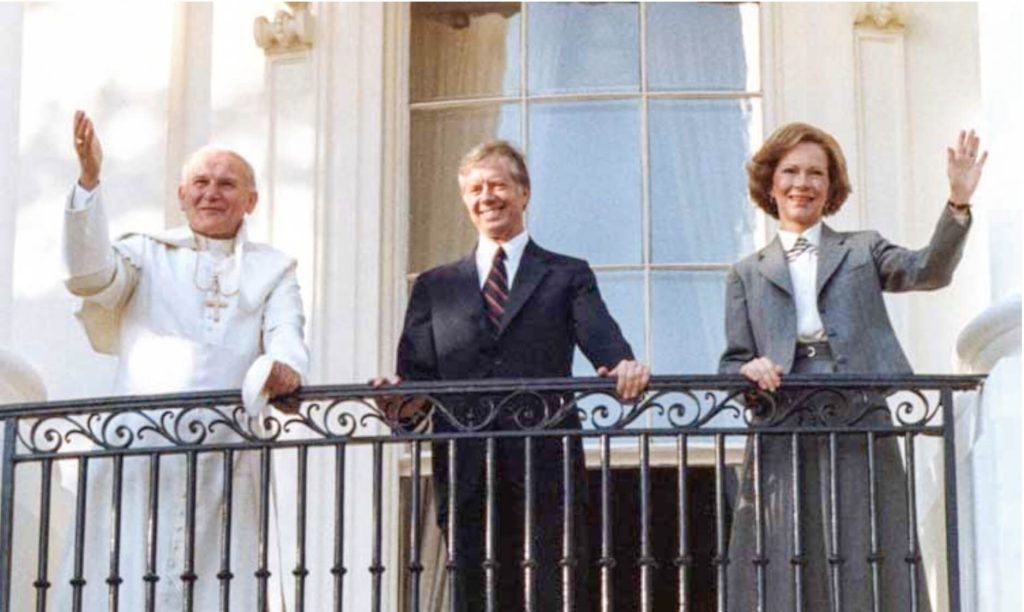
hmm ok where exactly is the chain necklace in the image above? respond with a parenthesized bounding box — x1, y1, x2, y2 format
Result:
(193, 241, 239, 322)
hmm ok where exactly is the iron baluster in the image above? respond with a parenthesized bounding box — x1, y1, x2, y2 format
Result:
(106, 455, 124, 611)
(218, 450, 234, 612)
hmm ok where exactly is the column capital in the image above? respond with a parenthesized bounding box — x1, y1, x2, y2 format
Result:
(855, 3, 905, 30)
(254, 2, 315, 55)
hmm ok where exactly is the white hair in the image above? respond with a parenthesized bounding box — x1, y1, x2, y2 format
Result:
(180, 146, 256, 191)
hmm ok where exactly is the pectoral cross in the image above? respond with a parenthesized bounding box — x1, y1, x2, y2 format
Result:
(204, 276, 229, 322)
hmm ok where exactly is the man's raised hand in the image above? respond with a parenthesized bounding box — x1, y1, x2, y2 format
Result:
(73, 110, 103, 190)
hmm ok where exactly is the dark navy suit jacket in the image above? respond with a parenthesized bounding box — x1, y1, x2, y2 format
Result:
(396, 239, 634, 527)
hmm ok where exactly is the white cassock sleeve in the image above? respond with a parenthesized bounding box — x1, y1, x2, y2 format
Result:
(62, 185, 140, 353)
(241, 265, 310, 417)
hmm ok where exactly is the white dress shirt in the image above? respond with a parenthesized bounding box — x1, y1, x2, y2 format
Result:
(475, 229, 530, 290)
(777, 222, 827, 343)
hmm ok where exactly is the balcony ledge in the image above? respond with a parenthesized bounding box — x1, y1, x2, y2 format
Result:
(956, 292, 1022, 374)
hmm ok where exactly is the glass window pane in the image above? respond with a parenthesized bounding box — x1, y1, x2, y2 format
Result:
(571, 271, 645, 429)
(409, 104, 521, 272)
(527, 100, 642, 265)
(528, 2, 640, 95)
(650, 270, 727, 376)
(647, 2, 759, 92)
(649, 99, 759, 264)
(410, 2, 522, 103)
(649, 270, 739, 434)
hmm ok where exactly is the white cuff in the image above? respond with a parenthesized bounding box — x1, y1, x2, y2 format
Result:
(242, 355, 274, 418)
(69, 183, 98, 211)
(63, 185, 114, 278)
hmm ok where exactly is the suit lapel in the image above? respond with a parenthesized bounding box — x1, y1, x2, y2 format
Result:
(498, 240, 550, 336)
(453, 253, 487, 332)
(756, 236, 794, 296)
(816, 224, 850, 296)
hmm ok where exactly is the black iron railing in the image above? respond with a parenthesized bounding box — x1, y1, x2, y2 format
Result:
(0, 374, 982, 612)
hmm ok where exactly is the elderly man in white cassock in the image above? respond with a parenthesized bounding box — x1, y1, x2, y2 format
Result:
(52, 110, 309, 610)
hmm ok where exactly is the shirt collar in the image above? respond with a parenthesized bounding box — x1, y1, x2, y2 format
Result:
(777, 221, 823, 250)
(194, 233, 236, 255)
(476, 230, 530, 265)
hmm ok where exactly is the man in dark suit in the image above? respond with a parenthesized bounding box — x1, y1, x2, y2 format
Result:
(394, 141, 649, 611)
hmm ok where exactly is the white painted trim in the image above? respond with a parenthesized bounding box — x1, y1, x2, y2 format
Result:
(852, 23, 910, 233)
(0, 4, 23, 348)
(851, 20, 912, 347)
(381, 2, 412, 606)
(756, 2, 781, 248)
(760, 2, 782, 133)
(381, 2, 411, 375)
(308, 0, 333, 386)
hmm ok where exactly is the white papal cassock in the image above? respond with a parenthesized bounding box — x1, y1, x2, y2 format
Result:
(51, 184, 309, 611)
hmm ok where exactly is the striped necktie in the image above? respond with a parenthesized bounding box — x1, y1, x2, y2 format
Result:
(786, 235, 818, 262)
(482, 247, 508, 336)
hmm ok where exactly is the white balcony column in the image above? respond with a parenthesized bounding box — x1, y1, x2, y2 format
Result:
(976, 1, 1021, 302)
(953, 295, 1022, 612)
(953, 3, 1023, 607)
(273, 3, 392, 610)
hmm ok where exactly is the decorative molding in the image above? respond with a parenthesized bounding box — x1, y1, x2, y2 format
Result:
(855, 3, 905, 30)
(956, 292, 1022, 374)
(254, 2, 315, 55)
(852, 14, 910, 339)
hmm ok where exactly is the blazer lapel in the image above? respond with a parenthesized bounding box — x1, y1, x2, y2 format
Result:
(756, 237, 794, 296)
(498, 240, 550, 336)
(816, 224, 850, 296)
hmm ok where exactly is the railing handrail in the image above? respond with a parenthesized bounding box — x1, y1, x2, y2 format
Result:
(0, 374, 986, 419)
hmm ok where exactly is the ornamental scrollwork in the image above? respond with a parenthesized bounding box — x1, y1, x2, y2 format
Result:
(3, 379, 955, 458)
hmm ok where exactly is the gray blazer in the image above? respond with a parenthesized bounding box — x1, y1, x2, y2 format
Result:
(719, 206, 970, 375)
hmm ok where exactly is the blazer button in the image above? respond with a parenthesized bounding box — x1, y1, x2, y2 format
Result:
(494, 357, 503, 367)
(836, 355, 848, 365)
(827, 329, 837, 337)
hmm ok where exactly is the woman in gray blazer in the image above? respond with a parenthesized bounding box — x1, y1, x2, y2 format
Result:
(719, 122, 986, 610)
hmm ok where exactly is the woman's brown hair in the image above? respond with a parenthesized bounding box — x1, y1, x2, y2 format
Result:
(747, 122, 852, 218)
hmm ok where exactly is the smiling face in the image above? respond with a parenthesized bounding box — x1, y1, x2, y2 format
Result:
(458, 154, 529, 242)
(178, 150, 258, 239)
(771, 141, 831, 233)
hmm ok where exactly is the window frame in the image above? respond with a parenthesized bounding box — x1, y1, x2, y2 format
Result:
(393, 1, 781, 467)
